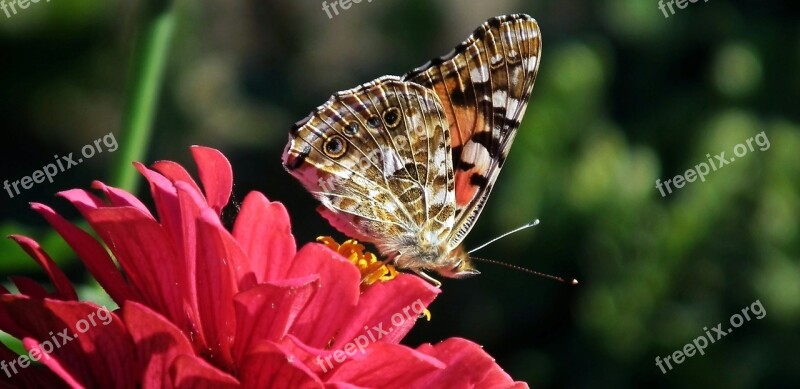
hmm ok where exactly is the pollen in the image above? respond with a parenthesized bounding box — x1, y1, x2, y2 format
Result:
(317, 236, 398, 285)
(421, 308, 431, 321)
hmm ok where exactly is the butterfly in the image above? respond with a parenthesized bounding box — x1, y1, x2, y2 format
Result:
(282, 14, 541, 285)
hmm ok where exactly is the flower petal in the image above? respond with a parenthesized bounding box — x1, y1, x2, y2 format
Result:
(7, 235, 77, 301)
(415, 338, 527, 388)
(123, 301, 195, 389)
(170, 354, 239, 389)
(173, 180, 209, 341)
(31, 202, 136, 304)
(9, 276, 51, 299)
(85, 206, 189, 333)
(232, 275, 318, 364)
(330, 273, 439, 350)
(152, 160, 204, 197)
(134, 163, 184, 248)
(190, 146, 232, 216)
(286, 244, 361, 348)
(184, 183, 253, 290)
(0, 340, 65, 388)
(239, 341, 324, 389)
(233, 192, 296, 284)
(57, 188, 108, 216)
(193, 208, 240, 369)
(0, 295, 136, 388)
(326, 343, 445, 387)
(21, 337, 83, 388)
(91, 180, 154, 218)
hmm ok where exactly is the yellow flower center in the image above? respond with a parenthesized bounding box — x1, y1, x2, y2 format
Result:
(316, 237, 432, 320)
(317, 236, 398, 285)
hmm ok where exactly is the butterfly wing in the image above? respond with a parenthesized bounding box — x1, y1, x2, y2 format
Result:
(404, 14, 541, 250)
(282, 77, 457, 259)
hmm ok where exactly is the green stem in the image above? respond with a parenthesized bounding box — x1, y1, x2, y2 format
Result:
(111, 2, 176, 192)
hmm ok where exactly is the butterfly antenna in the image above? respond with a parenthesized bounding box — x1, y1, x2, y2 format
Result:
(470, 257, 579, 285)
(468, 219, 540, 255)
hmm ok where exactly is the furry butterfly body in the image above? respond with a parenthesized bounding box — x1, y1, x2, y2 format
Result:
(283, 14, 541, 283)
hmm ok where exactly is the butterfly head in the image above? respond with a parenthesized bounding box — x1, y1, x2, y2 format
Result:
(432, 244, 480, 279)
(388, 240, 479, 281)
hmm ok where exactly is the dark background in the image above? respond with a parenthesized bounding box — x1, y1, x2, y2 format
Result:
(1, 0, 799, 387)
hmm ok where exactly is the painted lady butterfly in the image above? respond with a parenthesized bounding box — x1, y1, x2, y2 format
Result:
(282, 14, 541, 285)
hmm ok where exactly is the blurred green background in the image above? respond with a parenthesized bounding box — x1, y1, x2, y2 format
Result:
(1, 0, 798, 387)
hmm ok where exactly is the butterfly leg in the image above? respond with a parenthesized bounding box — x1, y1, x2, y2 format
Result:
(412, 269, 442, 288)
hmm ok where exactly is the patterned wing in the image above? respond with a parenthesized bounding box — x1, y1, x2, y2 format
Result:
(404, 14, 541, 250)
(282, 76, 456, 257)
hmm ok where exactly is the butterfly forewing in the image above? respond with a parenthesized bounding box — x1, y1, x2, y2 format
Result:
(404, 14, 541, 250)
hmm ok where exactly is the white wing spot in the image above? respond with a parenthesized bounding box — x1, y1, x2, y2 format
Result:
(492, 90, 508, 108)
(381, 146, 404, 177)
(461, 141, 492, 170)
(470, 65, 489, 82)
(506, 97, 520, 118)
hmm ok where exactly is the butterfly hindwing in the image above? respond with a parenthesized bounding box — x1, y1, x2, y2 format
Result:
(404, 14, 541, 250)
(283, 77, 457, 255)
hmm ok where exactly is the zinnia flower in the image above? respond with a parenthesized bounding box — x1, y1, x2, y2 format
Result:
(0, 146, 527, 388)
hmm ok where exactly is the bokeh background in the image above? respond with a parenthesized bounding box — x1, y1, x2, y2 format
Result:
(1, 0, 799, 387)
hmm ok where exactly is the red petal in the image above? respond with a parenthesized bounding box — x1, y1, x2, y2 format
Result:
(85, 207, 189, 333)
(193, 209, 239, 369)
(185, 184, 253, 290)
(31, 202, 135, 304)
(152, 160, 204, 197)
(172, 180, 208, 341)
(270, 335, 331, 378)
(232, 275, 318, 364)
(7, 235, 77, 301)
(233, 192, 296, 284)
(123, 301, 195, 389)
(190, 146, 232, 216)
(91, 181, 154, 218)
(0, 296, 136, 388)
(57, 189, 107, 216)
(9, 276, 51, 299)
(286, 244, 361, 348)
(415, 338, 526, 388)
(239, 342, 324, 389)
(134, 163, 185, 252)
(0, 340, 65, 388)
(21, 337, 83, 388)
(170, 354, 239, 389)
(326, 343, 444, 387)
(330, 274, 439, 350)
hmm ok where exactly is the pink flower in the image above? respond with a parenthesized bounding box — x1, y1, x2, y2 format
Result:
(0, 146, 527, 388)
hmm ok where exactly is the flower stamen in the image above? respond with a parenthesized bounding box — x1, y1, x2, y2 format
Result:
(317, 236, 398, 285)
